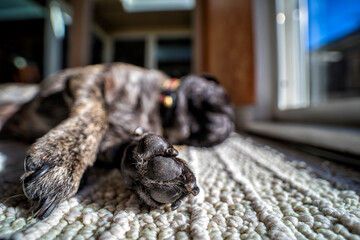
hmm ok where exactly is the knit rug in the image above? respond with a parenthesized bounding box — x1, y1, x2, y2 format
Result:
(0, 133, 359, 240)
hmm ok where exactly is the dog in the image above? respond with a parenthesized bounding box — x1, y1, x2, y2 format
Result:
(0, 63, 234, 219)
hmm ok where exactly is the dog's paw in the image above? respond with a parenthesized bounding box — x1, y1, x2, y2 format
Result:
(120, 134, 199, 210)
(22, 144, 85, 219)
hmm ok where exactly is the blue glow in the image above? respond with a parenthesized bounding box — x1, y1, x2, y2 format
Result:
(120, 0, 195, 12)
(50, 1, 65, 39)
(14, 56, 27, 69)
(308, 0, 360, 50)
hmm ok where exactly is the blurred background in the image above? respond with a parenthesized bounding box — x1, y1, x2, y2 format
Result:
(0, 0, 359, 160)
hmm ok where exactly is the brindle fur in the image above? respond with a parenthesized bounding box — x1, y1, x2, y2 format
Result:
(0, 63, 234, 219)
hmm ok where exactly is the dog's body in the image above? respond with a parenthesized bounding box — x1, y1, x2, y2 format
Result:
(1, 63, 234, 219)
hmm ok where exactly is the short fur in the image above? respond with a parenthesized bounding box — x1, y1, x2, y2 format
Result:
(0, 63, 234, 219)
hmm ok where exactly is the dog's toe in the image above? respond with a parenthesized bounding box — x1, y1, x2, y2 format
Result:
(120, 133, 199, 209)
(148, 185, 182, 204)
(147, 156, 182, 181)
(22, 151, 84, 219)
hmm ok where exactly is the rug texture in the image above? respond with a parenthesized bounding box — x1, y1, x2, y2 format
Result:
(0, 133, 359, 240)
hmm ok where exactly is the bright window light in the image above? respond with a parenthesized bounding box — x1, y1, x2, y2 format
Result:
(50, 1, 65, 39)
(120, 0, 195, 12)
(0, 152, 7, 172)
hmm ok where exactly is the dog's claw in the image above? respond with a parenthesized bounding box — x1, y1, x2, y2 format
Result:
(22, 150, 83, 219)
(191, 186, 200, 196)
(41, 200, 58, 219)
(36, 199, 58, 220)
(165, 147, 178, 156)
(24, 155, 31, 171)
(171, 200, 182, 211)
(22, 163, 60, 219)
(33, 196, 59, 219)
(23, 165, 51, 189)
(33, 197, 48, 216)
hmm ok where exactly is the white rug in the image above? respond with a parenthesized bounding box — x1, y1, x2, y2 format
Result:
(0, 133, 359, 240)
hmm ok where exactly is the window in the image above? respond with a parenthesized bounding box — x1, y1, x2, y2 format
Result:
(91, 34, 104, 65)
(275, 0, 360, 111)
(157, 38, 192, 78)
(110, 33, 192, 77)
(249, 0, 360, 155)
(113, 39, 146, 67)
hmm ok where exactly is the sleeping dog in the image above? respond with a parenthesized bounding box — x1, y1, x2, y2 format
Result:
(0, 63, 234, 219)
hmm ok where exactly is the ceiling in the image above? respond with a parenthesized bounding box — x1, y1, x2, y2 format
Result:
(0, 0, 44, 21)
(94, 0, 192, 33)
(0, 0, 192, 34)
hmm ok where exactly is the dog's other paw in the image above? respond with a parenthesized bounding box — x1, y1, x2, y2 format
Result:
(120, 134, 199, 210)
(22, 143, 86, 219)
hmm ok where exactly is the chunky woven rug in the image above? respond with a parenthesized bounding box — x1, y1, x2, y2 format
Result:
(0, 133, 359, 240)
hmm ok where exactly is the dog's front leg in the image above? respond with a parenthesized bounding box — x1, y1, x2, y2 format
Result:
(22, 75, 108, 219)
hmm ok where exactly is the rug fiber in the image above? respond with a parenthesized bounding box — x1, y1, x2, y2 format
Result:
(0, 133, 359, 239)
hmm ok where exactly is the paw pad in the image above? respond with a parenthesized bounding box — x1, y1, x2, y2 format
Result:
(147, 156, 182, 181)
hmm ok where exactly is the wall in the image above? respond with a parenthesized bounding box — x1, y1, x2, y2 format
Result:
(194, 0, 255, 106)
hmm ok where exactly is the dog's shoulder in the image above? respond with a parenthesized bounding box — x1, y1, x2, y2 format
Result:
(37, 63, 168, 99)
(38, 64, 107, 98)
(102, 63, 168, 104)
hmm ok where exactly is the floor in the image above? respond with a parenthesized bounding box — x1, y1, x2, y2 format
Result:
(0, 133, 359, 239)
